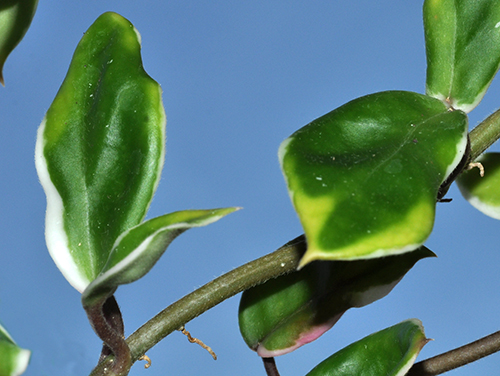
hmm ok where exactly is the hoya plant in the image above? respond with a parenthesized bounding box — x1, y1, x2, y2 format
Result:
(2, 1, 500, 376)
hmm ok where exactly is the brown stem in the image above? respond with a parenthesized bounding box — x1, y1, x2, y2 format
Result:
(85, 295, 131, 375)
(407, 330, 500, 375)
(263, 357, 281, 376)
(99, 295, 125, 362)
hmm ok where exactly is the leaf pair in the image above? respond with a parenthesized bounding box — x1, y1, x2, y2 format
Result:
(239, 1, 500, 372)
(35, 12, 236, 305)
(278, 0, 500, 268)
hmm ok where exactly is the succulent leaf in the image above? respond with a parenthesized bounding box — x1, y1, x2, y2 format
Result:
(35, 12, 166, 292)
(279, 91, 467, 267)
(306, 319, 428, 376)
(239, 247, 433, 357)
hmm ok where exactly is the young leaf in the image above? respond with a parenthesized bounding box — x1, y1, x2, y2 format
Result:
(424, 0, 500, 112)
(238, 247, 433, 357)
(457, 152, 500, 219)
(0, 323, 30, 376)
(0, 0, 38, 85)
(306, 319, 428, 376)
(82, 208, 239, 306)
(279, 91, 467, 267)
(35, 12, 166, 293)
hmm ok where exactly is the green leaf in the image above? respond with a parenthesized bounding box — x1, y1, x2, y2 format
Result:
(279, 91, 467, 267)
(35, 12, 166, 293)
(306, 319, 428, 376)
(457, 152, 500, 219)
(0, 0, 38, 85)
(82, 208, 239, 306)
(238, 247, 433, 357)
(424, 0, 500, 112)
(0, 323, 30, 376)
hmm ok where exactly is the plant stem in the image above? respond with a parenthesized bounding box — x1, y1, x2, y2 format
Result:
(263, 357, 281, 376)
(129, 235, 304, 358)
(469, 107, 500, 161)
(89, 236, 306, 375)
(407, 330, 500, 375)
(85, 295, 132, 376)
(99, 295, 126, 362)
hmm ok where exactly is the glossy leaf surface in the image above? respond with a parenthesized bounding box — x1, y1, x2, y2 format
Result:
(424, 0, 500, 112)
(279, 91, 467, 267)
(306, 319, 428, 376)
(0, 323, 30, 376)
(238, 247, 433, 357)
(0, 0, 38, 85)
(82, 208, 238, 306)
(35, 12, 166, 293)
(457, 153, 500, 219)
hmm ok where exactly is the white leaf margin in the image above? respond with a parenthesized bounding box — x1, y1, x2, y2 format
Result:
(0, 323, 31, 376)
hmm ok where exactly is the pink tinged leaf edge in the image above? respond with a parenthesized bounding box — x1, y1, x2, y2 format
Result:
(256, 313, 344, 358)
(34, 117, 91, 293)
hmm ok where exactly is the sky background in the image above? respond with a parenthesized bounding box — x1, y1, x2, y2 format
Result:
(1, 1, 500, 375)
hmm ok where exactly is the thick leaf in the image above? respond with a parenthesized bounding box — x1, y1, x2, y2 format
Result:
(457, 152, 500, 219)
(82, 208, 238, 306)
(424, 0, 500, 112)
(279, 91, 467, 267)
(306, 319, 428, 376)
(0, 323, 30, 376)
(0, 0, 38, 85)
(238, 247, 433, 357)
(35, 12, 166, 293)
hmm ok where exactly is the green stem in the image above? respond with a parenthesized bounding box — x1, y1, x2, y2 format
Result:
(469, 107, 500, 161)
(89, 236, 306, 375)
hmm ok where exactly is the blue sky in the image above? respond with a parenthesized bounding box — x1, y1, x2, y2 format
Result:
(1, 1, 500, 375)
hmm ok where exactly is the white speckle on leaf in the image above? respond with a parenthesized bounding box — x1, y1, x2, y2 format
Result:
(495, 21, 500, 28)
